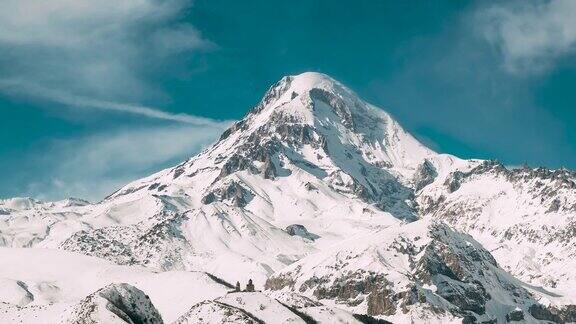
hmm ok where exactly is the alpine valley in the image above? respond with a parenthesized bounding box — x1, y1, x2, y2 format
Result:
(1, 72, 575, 323)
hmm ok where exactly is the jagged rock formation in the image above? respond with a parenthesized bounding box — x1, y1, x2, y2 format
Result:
(413, 159, 438, 191)
(61, 283, 163, 324)
(265, 219, 568, 323)
(417, 160, 576, 294)
(285, 224, 320, 241)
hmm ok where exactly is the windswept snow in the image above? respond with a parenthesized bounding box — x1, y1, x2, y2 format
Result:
(0, 248, 230, 323)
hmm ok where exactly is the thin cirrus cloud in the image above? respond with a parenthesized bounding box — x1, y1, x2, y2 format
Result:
(476, 0, 576, 74)
(0, 0, 228, 200)
(24, 124, 230, 201)
(0, 79, 228, 127)
(0, 0, 214, 101)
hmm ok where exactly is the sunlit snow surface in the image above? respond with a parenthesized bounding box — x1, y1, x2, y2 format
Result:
(1, 72, 575, 323)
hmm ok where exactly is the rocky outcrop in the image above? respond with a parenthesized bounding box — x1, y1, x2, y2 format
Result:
(202, 181, 254, 207)
(60, 227, 138, 265)
(61, 212, 191, 271)
(309, 88, 355, 130)
(418, 158, 576, 294)
(62, 283, 163, 324)
(529, 304, 576, 323)
(302, 271, 395, 314)
(264, 272, 297, 291)
(413, 159, 438, 191)
(265, 220, 549, 322)
(217, 154, 259, 180)
(262, 156, 277, 180)
(505, 308, 524, 322)
(173, 300, 264, 324)
(285, 225, 320, 241)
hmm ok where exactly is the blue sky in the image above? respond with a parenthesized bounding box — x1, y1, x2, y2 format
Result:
(1, 0, 576, 201)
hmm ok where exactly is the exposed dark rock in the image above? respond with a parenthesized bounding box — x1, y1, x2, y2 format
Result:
(148, 183, 160, 190)
(60, 228, 138, 265)
(203, 272, 235, 289)
(266, 222, 550, 321)
(174, 300, 264, 324)
(106, 185, 147, 200)
(264, 272, 297, 291)
(299, 271, 396, 316)
(304, 182, 318, 191)
(277, 300, 317, 324)
(218, 120, 248, 141)
(505, 308, 524, 322)
(547, 198, 561, 213)
(249, 76, 293, 115)
(262, 156, 277, 180)
(285, 224, 320, 241)
(397, 285, 427, 310)
(202, 181, 253, 207)
(366, 285, 396, 316)
(434, 280, 488, 315)
(352, 313, 393, 324)
(529, 304, 576, 323)
(440, 160, 576, 212)
(411, 225, 503, 317)
(217, 154, 259, 180)
(172, 166, 185, 179)
(444, 171, 465, 193)
(413, 159, 438, 191)
(66, 283, 163, 324)
(309, 88, 355, 130)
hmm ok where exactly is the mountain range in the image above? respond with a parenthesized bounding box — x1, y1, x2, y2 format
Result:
(1, 72, 575, 323)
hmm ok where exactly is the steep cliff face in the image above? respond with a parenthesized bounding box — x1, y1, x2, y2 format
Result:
(417, 160, 576, 297)
(265, 219, 564, 323)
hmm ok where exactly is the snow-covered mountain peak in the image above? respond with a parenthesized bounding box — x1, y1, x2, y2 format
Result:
(246, 71, 392, 130)
(102, 73, 463, 221)
(212, 72, 447, 181)
(280, 71, 342, 90)
(274, 71, 354, 101)
(0, 197, 41, 210)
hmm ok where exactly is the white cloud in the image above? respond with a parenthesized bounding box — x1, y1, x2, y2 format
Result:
(0, 0, 212, 101)
(477, 0, 576, 74)
(0, 79, 225, 126)
(0, 0, 229, 201)
(25, 123, 230, 201)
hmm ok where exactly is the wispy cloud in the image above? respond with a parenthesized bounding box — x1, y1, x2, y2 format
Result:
(0, 0, 228, 201)
(24, 124, 229, 201)
(0, 0, 212, 101)
(0, 79, 227, 126)
(369, 1, 576, 168)
(476, 0, 576, 74)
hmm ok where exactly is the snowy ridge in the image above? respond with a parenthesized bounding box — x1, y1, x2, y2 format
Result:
(0, 72, 575, 323)
(418, 161, 576, 302)
(265, 218, 568, 323)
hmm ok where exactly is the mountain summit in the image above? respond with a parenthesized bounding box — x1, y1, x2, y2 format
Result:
(1, 73, 575, 323)
(222, 72, 440, 177)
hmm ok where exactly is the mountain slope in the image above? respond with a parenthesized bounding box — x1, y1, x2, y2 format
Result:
(0, 72, 575, 323)
(265, 218, 568, 323)
(417, 160, 576, 300)
(0, 247, 230, 323)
